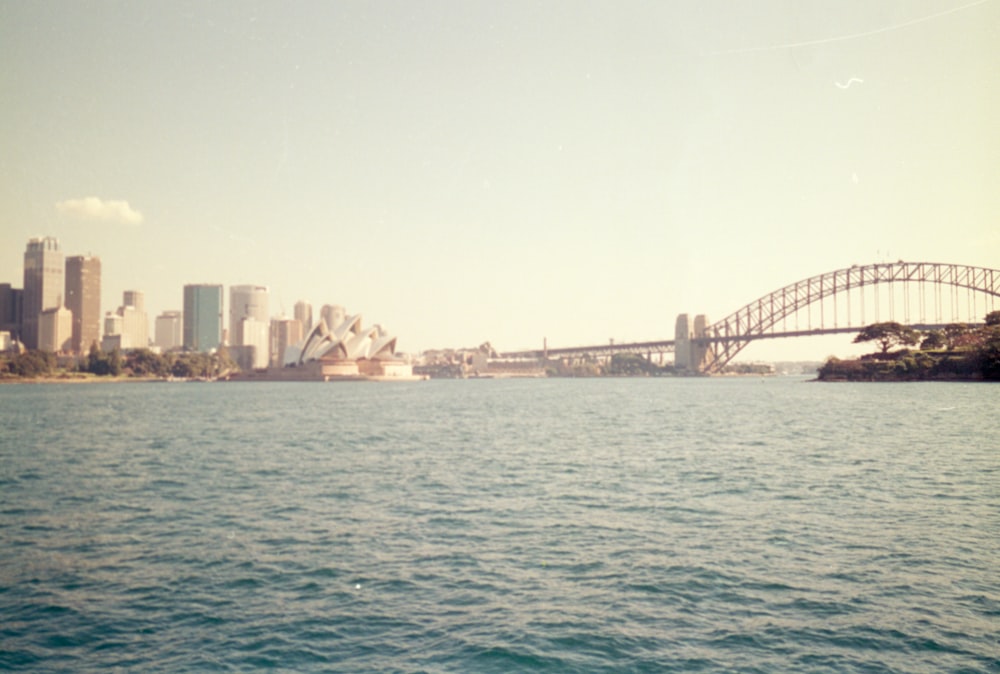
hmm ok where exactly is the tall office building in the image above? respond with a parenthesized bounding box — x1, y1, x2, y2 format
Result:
(321, 304, 346, 332)
(38, 306, 73, 353)
(229, 285, 269, 369)
(270, 317, 304, 367)
(99, 291, 148, 351)
(65, 255, 101, 353)
(22, 237, 64, 349)
(155, 311, 183, 350)
(229, 285, 269, 345)
(118, 290, 149, 349)
(294, 300, 313, 334)
(0, 284, 23, 342)
(123, 290, 144, 313)
(103, 314, 124, 338)
(183, 284, 223, 351)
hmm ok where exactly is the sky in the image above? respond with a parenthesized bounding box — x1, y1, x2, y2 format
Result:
(2, 0, 998, 361)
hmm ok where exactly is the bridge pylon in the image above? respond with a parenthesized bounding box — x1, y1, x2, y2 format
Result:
(674, 313, 711, 373)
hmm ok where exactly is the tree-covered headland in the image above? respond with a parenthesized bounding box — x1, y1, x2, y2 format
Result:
(818, 312, 1000, 381)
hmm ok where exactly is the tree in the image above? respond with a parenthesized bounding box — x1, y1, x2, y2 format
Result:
(86, 342, 106, 374)
(108, 346, 122, 376)
(7, 350, 56, 377)
(976, 326, 1000, 380)
(853, 322, 920, 355)
(943, 323, 975, 350)
(985, 311, 1000, 327)
(126, 349, 169, 377)
(919, 330, 945, 351)
(214, 346, 238, 377)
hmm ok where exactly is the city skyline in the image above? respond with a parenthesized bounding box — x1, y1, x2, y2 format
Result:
(2, 2, 997, 360)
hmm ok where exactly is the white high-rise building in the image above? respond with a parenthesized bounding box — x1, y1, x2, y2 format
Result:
(22, 236, 64, 350)
(240, 317, 270, 369)
(270, 317, 304, 367)
(38, 306, 72, 353)
(123, 290, 144, 313)
(321, 304, 346, 332)
(102, 291, 148, 350)
(294, 300, 313, 333)
(155, 311, 182, 350)
(229, 285, 269, 346)
(119, 290, 148, 349)
(101, 312, 124, 352)
(229, 285, 269, 369)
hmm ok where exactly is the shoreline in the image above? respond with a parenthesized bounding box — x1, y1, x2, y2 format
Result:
(0, 375, 168, 385)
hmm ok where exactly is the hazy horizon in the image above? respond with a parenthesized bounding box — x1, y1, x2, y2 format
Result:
(2, 1, 997, 360)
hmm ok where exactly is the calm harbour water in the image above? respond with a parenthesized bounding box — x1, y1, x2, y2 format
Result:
(1, 377, 997, 673)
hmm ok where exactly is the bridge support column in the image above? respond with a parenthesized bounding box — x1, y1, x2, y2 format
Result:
(675, 313, 711, 373)
(692, 314, 711, 372)
(675, 314, 691, 370)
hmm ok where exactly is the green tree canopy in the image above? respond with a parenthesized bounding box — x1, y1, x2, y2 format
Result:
(919, 330, 945, 351)
(943, 323, 976, 350)
(125, 349, 169, 377)
(853, 322, 920, 355)
(976, 326, 1000, 380)
(6, 350, 56, 377)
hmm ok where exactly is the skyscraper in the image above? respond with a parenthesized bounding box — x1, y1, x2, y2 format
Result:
(155, 311, 183, 351)
(22, 237, 64, 350)
(270, 317, 304, 367)
(65, 255, 101, 353)
(38, 306, 73, 353)
(321, 304, 346, 332)
(123, 290, 144, 313)
(118, 290, 149, 349)
(229, 285, 269, 369)
(294, 300, 313, 333)
(0, 284, 23, 341)
(183, 284, 223, 352)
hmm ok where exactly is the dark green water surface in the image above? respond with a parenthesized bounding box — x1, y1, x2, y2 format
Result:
(1, 378, 997, 672)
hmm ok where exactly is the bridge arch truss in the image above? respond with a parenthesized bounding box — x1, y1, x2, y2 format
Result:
(702, 262, 1000, 373)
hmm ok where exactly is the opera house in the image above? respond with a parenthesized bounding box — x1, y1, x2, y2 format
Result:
(237, 308, 422, 381)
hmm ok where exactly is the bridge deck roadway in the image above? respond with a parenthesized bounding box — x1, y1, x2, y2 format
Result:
(499, 324, 965, 360)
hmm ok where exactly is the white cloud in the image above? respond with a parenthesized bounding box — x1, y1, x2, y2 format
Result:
(55, 197, 144, 225)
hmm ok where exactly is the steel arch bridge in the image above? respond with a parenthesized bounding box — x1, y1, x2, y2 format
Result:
(698, 261, 1000, 373)
(500, 261, 1000, 373)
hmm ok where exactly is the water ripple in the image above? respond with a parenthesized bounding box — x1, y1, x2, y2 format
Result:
(1, 379, 998, 672)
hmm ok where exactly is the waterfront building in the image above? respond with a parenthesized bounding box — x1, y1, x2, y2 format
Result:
(38, 306, 72, 353)
(99, 296, 147, 351)
(229, 285, 269, 345)
(294, 300, 313, 333)
(119, 306, 147, 349)
(0, 284, 23, 342)
(183, 284, 223, 352)
(65, 255, 101, 354)
(236, 316, 270, 369)
(101, 312, 122, 352)
(284, 313, 397, 367)
(22, 237, 64, 349)
(269, 317, 304, 367)
(100, 322, 122, 351)
(154, 311, 183, 350)
(235, 307, 416, 381)
(229, 285, 269, 369)
(103, 313, 124, 338)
